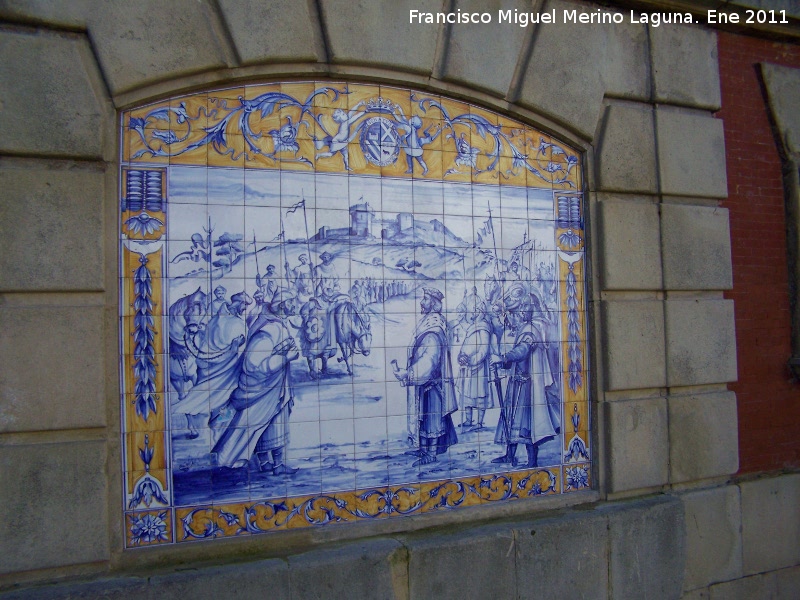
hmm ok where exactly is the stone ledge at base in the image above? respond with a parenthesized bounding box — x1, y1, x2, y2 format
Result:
(0, 495, 686, 600)
(706, 565, 800, 600)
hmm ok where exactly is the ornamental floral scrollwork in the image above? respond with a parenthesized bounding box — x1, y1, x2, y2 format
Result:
(127, 86, 580, 186)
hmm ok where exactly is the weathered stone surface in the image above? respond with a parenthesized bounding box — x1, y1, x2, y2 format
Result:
(665, 299, 737, 386)
(681, 486, 743, 591)
(602, 17, 649, 100)
(669, 392, 739, 483)
(0, 305, 105, 433)
(709, 572, 778, 600)
(0, 30, 106, 157)
(0, 577, 148, 600)
(441, 0, 529, 96)
(518, 0, 608, 138)
(740, 474, 800, 575)
(596, 104, 657, 193)
(0, 0, 89, 27)
(601, 300, 666, 390)
(0, 441, 108, 574)
(288, 539, 404, 599)
(777, 565, 800, 600)
(406, 523, 516, 599)
(85, 0, 228, 94)
(605, 397, 669, 492)
(0, 561, 289, 599)
(681, 589, 711, 600)
(0, 165, 104, 292)
(760, 62, 800, 156)
(514, 511, 609, 600)
(656, 109, 728, 198)
(218, 0, 322, 64)
(651, 25, 721, 110)
(151, 559, 290, 599)
(321, 0, 440, 73)
(607, 496, 685, 600)
(661, 203, 732, 291)
(598, 200, 662, 290)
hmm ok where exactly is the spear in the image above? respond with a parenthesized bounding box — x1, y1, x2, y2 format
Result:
(490, 362, 512, 443)
(461, 250, 467, 293)
(252, 230, 261, 289)
(488, 200, 499, 276)
(280, 210, 290, 288)
(301, 190, 316, 294)
(204, 216, 214, 304)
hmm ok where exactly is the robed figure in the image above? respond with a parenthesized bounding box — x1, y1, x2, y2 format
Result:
(211, 292, 300, 475)
(170, 291, 250, 435)
(296, 252, 345, 377)
(492, 282, 558, 469)
(457, 291, 496, 430)
(392, 288, 458, 465)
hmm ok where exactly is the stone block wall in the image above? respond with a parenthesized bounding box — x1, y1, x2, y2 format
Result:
(0, 0, 797, 598)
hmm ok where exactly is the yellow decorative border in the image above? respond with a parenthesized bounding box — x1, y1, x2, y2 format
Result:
(120, 82, 589, 548)
(122, 82, 581, 189)
(175, 468, 559, 542)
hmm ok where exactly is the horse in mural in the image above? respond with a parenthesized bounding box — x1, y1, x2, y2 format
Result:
(167, 287, 207, 401)
(332, 299, 372, 375)
(296, 294, 372, 377)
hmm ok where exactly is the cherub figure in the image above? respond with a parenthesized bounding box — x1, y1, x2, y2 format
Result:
(399, 115, 441, 175)
(313, 101, 366, 171)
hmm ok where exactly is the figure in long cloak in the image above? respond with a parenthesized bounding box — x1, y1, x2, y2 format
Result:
(457, 291, 496, 430)
(392, 287, 458, 466)
(491, 282, 558, 468)
(170, 291, 249, 430)
(210, 291, 299, 475)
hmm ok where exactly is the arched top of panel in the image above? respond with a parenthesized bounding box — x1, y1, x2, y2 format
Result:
(122, 81, 582, 190)
(118, 80, 590, 548)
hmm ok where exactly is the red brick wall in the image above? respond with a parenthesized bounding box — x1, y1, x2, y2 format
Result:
(717, 31, 800, 473)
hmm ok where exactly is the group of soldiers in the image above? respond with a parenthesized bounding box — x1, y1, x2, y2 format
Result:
(392, 281, 560, 469)
(175, 245, 560, 476)
(171, 251, 343, 475)
(245, 251, 341, 308)
(169, 276, 301, 476)
(349, 277, 410, 310)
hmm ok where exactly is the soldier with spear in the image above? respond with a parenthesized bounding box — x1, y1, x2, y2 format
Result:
(490, 282, 558, 469)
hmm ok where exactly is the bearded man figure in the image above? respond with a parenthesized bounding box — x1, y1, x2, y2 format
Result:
(392, 287, 458, 466)
(491, 282, 558, 469)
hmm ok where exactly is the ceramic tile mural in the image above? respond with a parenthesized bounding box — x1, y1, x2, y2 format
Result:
(119, 82, 590, 547)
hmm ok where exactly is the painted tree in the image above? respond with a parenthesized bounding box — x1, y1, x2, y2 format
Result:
(213, 233, 245, 273)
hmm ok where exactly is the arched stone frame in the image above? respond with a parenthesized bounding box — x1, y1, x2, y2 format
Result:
(0, 3, 755, 591)
(117, 79, 595, 548)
